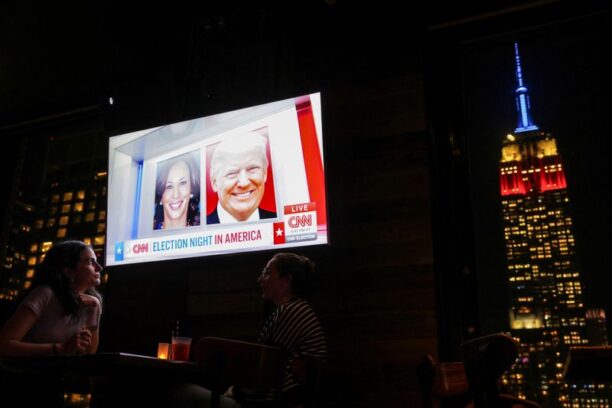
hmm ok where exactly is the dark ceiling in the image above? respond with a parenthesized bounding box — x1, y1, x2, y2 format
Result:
(1, 0, 562, 129)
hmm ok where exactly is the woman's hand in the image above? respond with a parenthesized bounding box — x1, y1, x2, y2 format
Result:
(58, 330, 92, 355)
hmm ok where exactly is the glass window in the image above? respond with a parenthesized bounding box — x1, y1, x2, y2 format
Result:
(28, 257, 37, 266)
(85, 212, 95, 222)
(30, 244, 38, 253)
(46, 218, 56, 227)
(88, 200, 97, 210)
(63, 192, 73, 202)
(97, 223, 105, 233)
(59, 216, 69, 226)
(26, 269, 35, 279)
(83, 238, 92, 246)
(57, 228, 67, 238)
(61, 204, 71, 213)
(73, 214, 82, 224)
(41, 242, 53, 252)
(77, 190, 86, 200)
(74, 202, 84, 212)
(51, 194, 60, 204)
(98, 211, 106, 220)
(94, 236, 105, 246)
(35, 219, 44, 229)
(24, 281, 31, 289)
(49, 206, 57, 216)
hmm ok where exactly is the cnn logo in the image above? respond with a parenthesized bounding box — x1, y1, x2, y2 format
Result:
(132, 243, 149, 254)
(287, 214, 312, 228)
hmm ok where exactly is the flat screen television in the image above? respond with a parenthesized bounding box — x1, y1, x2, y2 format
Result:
(105, 92, 327, 266)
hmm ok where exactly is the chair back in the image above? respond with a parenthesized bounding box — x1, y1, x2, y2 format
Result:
(290, 354, 325, 408)
(195, 337, 287, 406)
(460, 333, 518, 408)
(417, 355, 471, 408)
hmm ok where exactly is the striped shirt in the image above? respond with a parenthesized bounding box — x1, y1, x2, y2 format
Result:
(257, 297, 327, 400)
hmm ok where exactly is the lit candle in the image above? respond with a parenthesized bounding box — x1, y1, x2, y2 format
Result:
(157, 342, 170, 359)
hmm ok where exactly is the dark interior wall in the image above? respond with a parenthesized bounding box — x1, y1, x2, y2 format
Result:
(102, 74, 435, 407)
(97, 5, 437, 405)
(2, 3, 437, 406)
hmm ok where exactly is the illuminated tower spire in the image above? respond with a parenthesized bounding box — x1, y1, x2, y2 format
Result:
(514, 43, 539, 133)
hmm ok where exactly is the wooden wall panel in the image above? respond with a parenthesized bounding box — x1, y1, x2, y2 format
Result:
(99, 67, 436, 407)
(184, 76, 437, 407)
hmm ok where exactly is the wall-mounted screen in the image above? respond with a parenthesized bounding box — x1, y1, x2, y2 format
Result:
(106, 92, 327, 266)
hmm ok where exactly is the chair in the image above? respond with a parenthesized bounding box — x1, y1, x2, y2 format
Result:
(195, 337, 288, 408)
(460, 333, 542, 408)
(289, 354, 325, 408)
(417, 354, 472, 408)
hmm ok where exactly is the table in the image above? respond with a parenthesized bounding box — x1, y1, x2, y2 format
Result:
(562, 346, 612, 383)
(0, 352, 206, 408)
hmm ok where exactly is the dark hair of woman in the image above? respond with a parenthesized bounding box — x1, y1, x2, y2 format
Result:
(153, 153, 201, 229)
(272, 252, 315, 297)
(31, 240, 102, 317)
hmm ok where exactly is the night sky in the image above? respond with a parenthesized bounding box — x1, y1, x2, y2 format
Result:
(460, 10, 612, 334)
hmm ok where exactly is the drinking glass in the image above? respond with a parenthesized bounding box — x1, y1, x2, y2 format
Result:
(171, 337, 192, 361)
(78, 303, 100, 334)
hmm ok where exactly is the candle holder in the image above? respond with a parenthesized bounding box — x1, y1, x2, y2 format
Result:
(157, 342, 170, 360)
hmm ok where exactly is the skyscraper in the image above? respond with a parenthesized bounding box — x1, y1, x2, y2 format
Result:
(0, 116, 109, 303)
(498, 43, 601, 406)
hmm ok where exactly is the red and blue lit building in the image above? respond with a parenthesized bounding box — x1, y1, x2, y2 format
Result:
(499, 44, 609, 406)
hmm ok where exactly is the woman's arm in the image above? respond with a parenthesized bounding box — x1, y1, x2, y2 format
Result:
(0, 305, 92, 357)
(0, 305, 54, 357)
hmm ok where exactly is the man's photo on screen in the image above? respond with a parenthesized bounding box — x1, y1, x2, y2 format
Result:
(153, 151, 201, 230)
(206, 131, 277, 224)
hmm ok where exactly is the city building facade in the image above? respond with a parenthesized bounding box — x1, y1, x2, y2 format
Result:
(499, 44, 609, 407)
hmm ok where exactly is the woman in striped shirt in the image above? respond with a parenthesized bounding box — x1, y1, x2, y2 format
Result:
(172, 253, 326, 408)
(249, 252, 328, 407)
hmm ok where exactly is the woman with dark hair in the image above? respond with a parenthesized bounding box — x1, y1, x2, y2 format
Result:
(154, 152, 201, 230)
(0, 240, 103, 357)
(173, 253, 326, 408)
(252, 252, 327, 407)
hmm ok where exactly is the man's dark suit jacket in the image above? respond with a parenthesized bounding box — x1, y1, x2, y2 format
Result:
(206, 207, 277, 224)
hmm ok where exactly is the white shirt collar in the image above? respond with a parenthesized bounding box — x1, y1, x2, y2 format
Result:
(217, 203, 260, 223)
